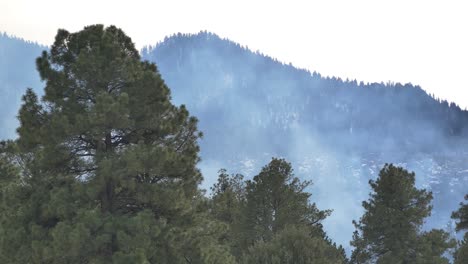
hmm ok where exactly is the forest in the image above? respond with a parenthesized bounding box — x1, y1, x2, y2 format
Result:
(1, 25, 468, 263)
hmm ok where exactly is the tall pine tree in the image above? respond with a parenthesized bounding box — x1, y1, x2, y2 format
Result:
(350, 164, 454, 264)
(0, 25, 234, 263)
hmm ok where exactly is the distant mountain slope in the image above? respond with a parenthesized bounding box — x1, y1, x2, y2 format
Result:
(1, 31, 467, 251)
(143, 32, 468, 155)
(141, 32, 468, 250)
(0, 33, 44, 138)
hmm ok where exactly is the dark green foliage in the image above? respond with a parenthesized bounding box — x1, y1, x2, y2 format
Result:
(415, 229, 456, 264)
(209, 169, 246, 257)
(453, 236, 468, 264)
(452, 195, 468, 232)
(210, 169, 246, 225)
(452, 194, 468, 263)
(0, 25, 233, 263)
(350, 164, 454, 264)
(242, 225, 347, 264)
(0, 141, 27, 263)
(241, 158, 330, 245)
(210, 158, 346, 263)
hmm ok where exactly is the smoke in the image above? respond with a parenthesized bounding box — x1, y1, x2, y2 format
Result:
(142, 32, 468, 252)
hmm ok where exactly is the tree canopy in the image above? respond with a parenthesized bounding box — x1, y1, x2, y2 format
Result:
(452, 195, 468, 264)
(350, 164, 455, 264)
(210, 158, 347, 263)
(0, 24, 233, 264)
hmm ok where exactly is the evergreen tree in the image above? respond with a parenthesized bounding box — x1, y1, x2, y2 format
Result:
(241, 158, 331, 245)
(452, 194, 468, 264)
(242, 225, 347, 264)
(211, 158, 346, 263)
(209, 169, 246, 257)
(210, 169, 246, 226)
(414, 229, 455, 264)
(452, 194, 468, 233)
(453, 237, 468, 264)
(0, 141, 29, 263)
(0, 25, 233, 263)
(350, 164, 454, 264)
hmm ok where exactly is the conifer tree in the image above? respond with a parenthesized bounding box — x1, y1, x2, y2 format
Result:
(210, 169, 246, 227)
(210, 158, 346, 263)
(241, 158, 331, 245)
(1, 25, 233, 263)
(350, 164, 454, 264)
(0, 141, 28, 263)
(242, 225, 346, 264)
(452, 237, 468, 264)
(209, 169, 246, 257)
(452, 194, 468, 264)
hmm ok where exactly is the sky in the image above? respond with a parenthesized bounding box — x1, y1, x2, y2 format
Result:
(1, 0, 467, 108)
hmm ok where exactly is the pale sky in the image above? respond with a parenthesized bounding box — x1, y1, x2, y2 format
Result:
(1, 0, 467, 108)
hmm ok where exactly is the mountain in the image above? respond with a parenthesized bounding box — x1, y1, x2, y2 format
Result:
(141, 32, 468, 250)
(1, 31, 467, 252)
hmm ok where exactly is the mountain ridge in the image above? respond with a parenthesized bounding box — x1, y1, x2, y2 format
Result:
(142, 31, 468, 153)
(144, 31, 465, 108)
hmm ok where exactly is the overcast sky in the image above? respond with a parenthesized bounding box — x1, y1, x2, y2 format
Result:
(1, 0, 467, 108)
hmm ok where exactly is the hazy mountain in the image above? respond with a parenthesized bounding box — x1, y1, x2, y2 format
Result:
(1, 31, 467, 252)
(142, 32, 468, 250)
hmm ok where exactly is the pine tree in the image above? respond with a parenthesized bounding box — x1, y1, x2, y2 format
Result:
(452, 194, 468, 264)
(209, 169, 246, 257)
(452, 194, 468, 233)
(242, 225, 347, 264)
(210, 169, 246, 226)
(0, 141, 29, 263)
(414, 229, 455, 264)
(453, 237, 468, 264)
(216, 158, 347, 263)
(242, 158, 331, 244)
(1, 25, 233, 263)
(350, 164, 454, 264)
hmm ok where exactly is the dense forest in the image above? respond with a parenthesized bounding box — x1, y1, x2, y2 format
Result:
(1, 26, 468, 263)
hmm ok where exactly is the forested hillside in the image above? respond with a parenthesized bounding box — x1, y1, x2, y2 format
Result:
(143, 32, 468, 155)
(141, 32, 468, 249)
